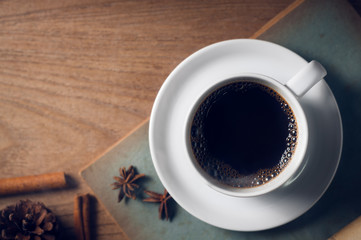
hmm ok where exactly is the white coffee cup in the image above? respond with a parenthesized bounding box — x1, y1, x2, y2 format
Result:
(184, 60, 326, 197)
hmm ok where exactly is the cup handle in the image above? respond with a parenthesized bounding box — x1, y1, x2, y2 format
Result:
(285, 60, 327, 97)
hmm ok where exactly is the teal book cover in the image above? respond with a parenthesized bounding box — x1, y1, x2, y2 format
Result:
(82, 0, 361, 239)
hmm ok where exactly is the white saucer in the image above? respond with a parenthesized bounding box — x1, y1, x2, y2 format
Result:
(149, 39, 343, 231)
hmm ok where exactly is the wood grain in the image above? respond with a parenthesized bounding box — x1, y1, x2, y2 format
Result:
(2, 0, 353, 239)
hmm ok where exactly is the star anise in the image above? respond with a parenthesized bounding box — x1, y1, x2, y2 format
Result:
(112, 165, 145, 202)
(143, 189, 172, 220)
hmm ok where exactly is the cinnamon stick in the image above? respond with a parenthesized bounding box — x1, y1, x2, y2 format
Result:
(0, 172, 66, 195)
(329, 216, 361, 240)
(74, 195, 85, 240)
(82, 194, 91, 240)
(74, 194, 92, 240)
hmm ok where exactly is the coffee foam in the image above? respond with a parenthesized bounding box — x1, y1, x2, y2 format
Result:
(190, 80, 298, 188)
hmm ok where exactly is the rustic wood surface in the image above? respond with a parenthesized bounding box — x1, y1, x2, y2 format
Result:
(0, 0, 359, 239)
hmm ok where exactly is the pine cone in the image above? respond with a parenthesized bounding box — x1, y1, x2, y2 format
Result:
(0, 200, 59, 240)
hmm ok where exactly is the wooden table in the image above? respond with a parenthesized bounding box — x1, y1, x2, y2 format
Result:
(0, 0, 359, 239)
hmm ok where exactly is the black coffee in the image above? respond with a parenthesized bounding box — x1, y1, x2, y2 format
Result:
(189, 79, 298, 188)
